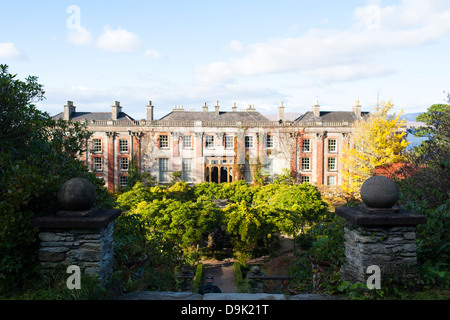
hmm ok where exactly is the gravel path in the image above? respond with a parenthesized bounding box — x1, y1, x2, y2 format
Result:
(201, 260, 237, 293)
(200, 234, 295, 293)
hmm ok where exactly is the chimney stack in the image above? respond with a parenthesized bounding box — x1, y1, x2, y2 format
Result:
(203, 102, 208, 112)
(215, 101, 220, 115)
(278, 102, 285, 122)
(112, 101, 122, 120)
(353, 100, 361, 117)
(147, 100, 154, 121)
(232, 102, 237, 112)
(312, 100, 320, 117)
(64, 101, 75, 120)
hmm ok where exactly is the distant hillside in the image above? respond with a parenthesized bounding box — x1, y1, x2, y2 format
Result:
(401, 113, 427, 150)
(400, 112, 423, 122)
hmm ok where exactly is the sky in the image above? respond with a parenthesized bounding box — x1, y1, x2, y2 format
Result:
(1, 0, 450, 120)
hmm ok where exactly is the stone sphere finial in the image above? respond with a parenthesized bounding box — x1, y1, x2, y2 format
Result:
(57, 178, 97, 211)
(360, 175, 399, 208)
(251, 265, 261, 274)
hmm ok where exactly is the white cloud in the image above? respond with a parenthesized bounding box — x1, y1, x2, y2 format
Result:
(0, 42, 24, 59)
(195, 0, 450, 85)
(144, 49, 161, 59)
(228, 40, 243, 53)
(96, 26, 142, 52)
(67, 26, 93, 46)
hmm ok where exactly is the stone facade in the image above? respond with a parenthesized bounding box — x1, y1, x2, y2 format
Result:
(53, 100, 374, 192)
(37, 222, 115, 286)
(30, 209, 121, 286)
(336, 205, 426, 285)
(341, 223, 419, 283)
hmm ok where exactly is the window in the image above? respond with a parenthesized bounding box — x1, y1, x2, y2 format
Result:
(262, 159, 273, 182)
(119, 176, 128, 187)
(183, 135, 192, 149)
(92, 139, 102, 153)
(266, 134, 274, 149)
(328, 139, 337, 153)
(159, 135, 169, 148)
(206, 135, 215, 148)
(302, 139, 311, 152)
(301, 176, 310, 184)
(245, 136, 254, 149)
(327, 176, 336, 186)
(182, 158, 193, 182)
(328, 158, 336, 171)
(119, 157, 129, 171)
(119, 139, 129, 153)
(93, 157, 102, 171)
(159, 158, 169, 182)
(225, 135, 234, 149)
(301, 158, 310, 171)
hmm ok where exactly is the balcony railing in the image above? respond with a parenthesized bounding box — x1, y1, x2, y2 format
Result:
(83, 119, 355, 128)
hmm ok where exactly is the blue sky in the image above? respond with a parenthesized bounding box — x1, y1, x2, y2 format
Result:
(1, 0, 450, 120)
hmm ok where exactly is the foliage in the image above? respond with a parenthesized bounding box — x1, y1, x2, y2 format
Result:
(392, 101, 450, 290)
(0, 65, 113, 292)
(233, 262, 244, 285)
(253, 182, 328, 236)
(116, 179, 328, 259)
(397, 103, 449, 209)
(192, 263, 203, 292)
(0, 269, 108, 300)
(113, 212, 186, 293)
(340, 101, 409, 199)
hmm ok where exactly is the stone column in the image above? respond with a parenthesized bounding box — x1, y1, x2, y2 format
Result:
(335, 176, 426, 284)
(176, 267, 194, 292)
(247, 266, 266, 293)
(30, 178, 121, 287)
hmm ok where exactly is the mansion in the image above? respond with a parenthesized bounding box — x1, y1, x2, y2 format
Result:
(53, 100, 369, 192)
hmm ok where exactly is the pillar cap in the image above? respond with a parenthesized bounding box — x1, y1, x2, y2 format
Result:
(335, 206, 426, 227)
(30, 209, 121, 229)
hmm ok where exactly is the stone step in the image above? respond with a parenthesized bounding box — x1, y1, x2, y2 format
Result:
(116, 291, 341, 300)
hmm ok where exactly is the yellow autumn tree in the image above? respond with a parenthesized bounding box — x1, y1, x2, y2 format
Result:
(340, 101, 410, 199)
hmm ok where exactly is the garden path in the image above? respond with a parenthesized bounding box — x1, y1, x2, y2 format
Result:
(200, 234, 295, 293)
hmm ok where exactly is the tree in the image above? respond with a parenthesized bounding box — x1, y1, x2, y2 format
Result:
(0, 65, 112, 291)
(398, 103, 449, 208)
(340, 101, 410, 199)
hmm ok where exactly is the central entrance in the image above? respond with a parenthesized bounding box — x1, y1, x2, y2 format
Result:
(205, 165, 233, 183)
(205, 157, 234, 183)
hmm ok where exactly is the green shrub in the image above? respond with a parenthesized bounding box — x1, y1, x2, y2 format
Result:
(193, 263, 203, 292)
(233, 262, 243, 285)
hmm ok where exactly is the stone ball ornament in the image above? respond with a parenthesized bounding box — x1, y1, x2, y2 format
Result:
(360, 175, 399, 208)
(57, 178, 97, 212)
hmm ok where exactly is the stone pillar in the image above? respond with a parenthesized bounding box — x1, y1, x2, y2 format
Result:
(176, 267, 194, 292)
(335, 176, 426, 285)
(30, 178, 121, 287)
(247, 266, 265, 293)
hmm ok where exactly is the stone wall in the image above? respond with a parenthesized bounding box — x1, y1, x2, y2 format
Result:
(36, 221, 115, 286)
(341, 223, 419, 283)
